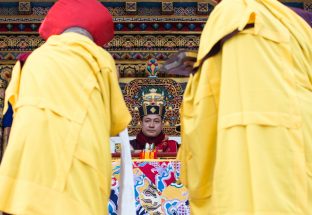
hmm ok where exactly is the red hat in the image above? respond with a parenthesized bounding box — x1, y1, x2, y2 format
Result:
(39, 0, 114, 46)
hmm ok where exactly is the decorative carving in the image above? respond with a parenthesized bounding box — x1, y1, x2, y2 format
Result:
(18, 1, 32, 15)
(146, 58, 159, 78)
(162, 2, 174, 15)
(110, 34, 200, 50)
(122, 77, 185, 136)
(0, 65, 13, 159)
(304, 2, 312, 12)
(197, 2, 209, 15)
(125, 2, 137, 14)
(0, 35, 44, 51)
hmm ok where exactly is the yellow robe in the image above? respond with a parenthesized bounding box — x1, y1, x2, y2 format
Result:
(0, 33, 131, 215)
(178, 0, 312, 214)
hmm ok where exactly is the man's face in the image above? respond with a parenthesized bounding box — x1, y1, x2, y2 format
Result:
(141, 114, 163, 137)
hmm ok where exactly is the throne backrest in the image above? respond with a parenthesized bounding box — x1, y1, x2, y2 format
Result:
(119, 77, 187, 136)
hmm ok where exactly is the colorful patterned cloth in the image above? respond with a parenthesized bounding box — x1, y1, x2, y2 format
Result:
(109, 160, 190, 215)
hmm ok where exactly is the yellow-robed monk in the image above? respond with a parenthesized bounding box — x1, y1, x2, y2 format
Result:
(178, 0, 312, 214)
(0, 0, 131, 214)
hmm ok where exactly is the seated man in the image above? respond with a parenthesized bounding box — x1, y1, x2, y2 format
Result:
(130, 97, 178, 153)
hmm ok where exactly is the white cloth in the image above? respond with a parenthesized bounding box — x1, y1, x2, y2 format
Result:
(117, 128, 136, 215)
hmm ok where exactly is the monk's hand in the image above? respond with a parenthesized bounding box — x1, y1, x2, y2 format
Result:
(159, 50, 197, 77)
(211, 0, 222, 4)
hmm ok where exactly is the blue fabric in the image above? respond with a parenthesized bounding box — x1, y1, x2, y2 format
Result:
(3, 103, 13, 127)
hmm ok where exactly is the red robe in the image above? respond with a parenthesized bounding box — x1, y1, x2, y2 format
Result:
(130, 131, 178, 152)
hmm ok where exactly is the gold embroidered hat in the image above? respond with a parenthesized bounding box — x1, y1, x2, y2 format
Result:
(139, 88, 166, 119)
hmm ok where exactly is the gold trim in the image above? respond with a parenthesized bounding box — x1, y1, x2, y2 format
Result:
(115, 60, 168, 64)
(115, 31, 202, 34)
(119, 77, 189, 83)
(0, 0, 217, 2)
(0, 32, 39, 35)
(111, 50, 184, 53)
(0, 0, 306, 2)
(0, 31, 202, 35)
(116, 19, 208, 24)
(0, 61, 16, 65)
(0, 16, 208, 19)
(0, 15, 43, 19)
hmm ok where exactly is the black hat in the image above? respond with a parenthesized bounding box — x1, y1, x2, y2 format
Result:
(139, 103, 165, 119)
